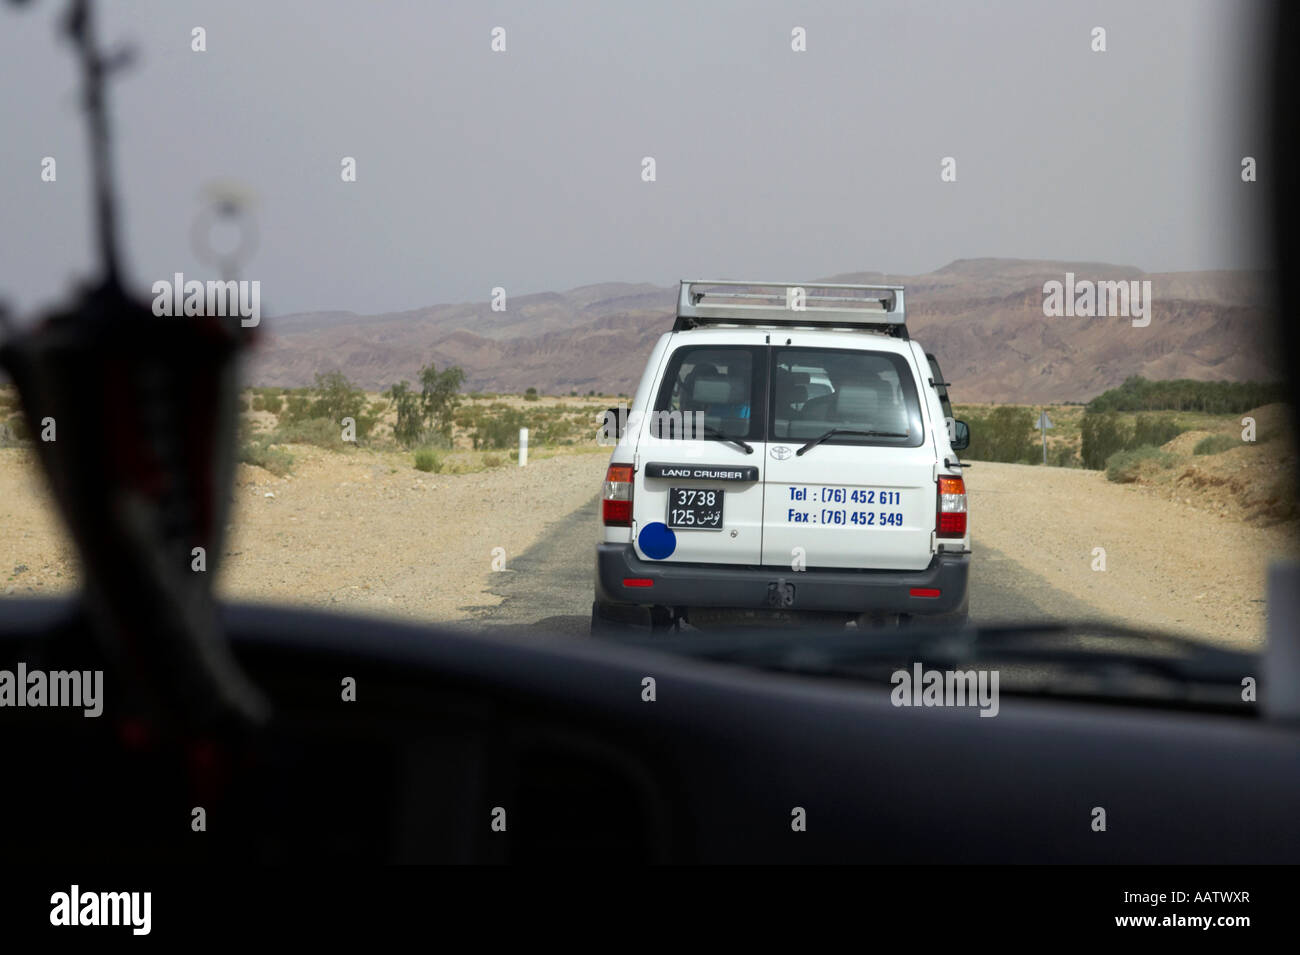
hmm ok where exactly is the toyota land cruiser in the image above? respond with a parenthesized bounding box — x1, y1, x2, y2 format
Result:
(593, 280, 971, 633)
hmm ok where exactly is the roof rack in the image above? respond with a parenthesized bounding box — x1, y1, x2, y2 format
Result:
(674, 280, 907, 335)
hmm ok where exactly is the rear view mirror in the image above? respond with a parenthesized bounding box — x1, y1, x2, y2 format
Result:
(951, 419, 970, 452)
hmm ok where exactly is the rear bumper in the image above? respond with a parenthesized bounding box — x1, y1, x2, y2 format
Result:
(594, 543, 970, 616)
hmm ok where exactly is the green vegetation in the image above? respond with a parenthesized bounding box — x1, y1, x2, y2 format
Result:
(1081, 412, 1129, 469)
(1106, 445, 1178, 483)
(274, 371, 378, 445)
(469, 405, 530, 449)
(1080, 410, 1191, 470)
(1049, 444, 1080, 468)
(238, 434, 294, 476)
(282, 393, 310, 420)
(959, 406, 1038, 463)
(419, 364, 466, 437)
(951, 401, 1202, 470)
(454, 400, 607, 449)
(0, 420, 24, 448)
(388, 381, 423, 447)
(413, 448, 442, 473)
(233, 365, 620, 481)
(1194, 433, 1240, 455)
(387, 363, 466, 448)
(1131, 413, 1186, 448)
(273, 417, 345, 447)
(1087, 375, 1285, 414)
(0, 391, 29, 446)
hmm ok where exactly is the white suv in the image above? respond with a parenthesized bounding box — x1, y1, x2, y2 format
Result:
(593, 280, 971, 633)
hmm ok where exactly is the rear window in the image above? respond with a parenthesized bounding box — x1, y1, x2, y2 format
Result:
(652, 345, 765, 440)
(771, 347, 924, 447)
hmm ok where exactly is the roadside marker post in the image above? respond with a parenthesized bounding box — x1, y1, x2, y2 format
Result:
(519, 427, 528, 467)
(1037, 410, 1054, 464)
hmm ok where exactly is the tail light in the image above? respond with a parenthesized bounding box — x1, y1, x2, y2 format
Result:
(936, 475, 967, 537)
(602, 464, 634, 526)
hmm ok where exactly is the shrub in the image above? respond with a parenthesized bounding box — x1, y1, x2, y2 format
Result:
(262, 393, 283, 415)
(413, 449, 442, 473)
(308, 371, 373, 439)
(1081, 411, 1129, 469)
(1132, 413, 1185, 448)
(1194, 433, 1240, 455)
(0, 414, 30, 447)
(273, 372, 377, 442)
(239, 436, 294, 476)
(387, 364, 465, 447)
(470, 407, 530, 449)
(281, 394, 311, 422)
(420, 363, 466, 437)
(1049, 445, 1080, 468)
(388, 381, 424, 447)
(273, 417, 346, 448)
(524, 387, 539, 401)
(961, 406, 1037, 463)
(1106, 445, 1177, 483)
(483, 453, 504, 468)
(251, 395, 266, 412)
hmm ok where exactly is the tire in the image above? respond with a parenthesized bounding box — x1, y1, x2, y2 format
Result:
(590, 602, 676, 636)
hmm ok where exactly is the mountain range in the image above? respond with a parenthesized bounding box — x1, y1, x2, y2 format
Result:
(244, 258, 1280, 403)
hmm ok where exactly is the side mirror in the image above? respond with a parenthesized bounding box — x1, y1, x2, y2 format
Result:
(951, 419, 970, 452)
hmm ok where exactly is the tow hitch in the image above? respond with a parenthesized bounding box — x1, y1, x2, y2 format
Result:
(767, 578, 796, 608)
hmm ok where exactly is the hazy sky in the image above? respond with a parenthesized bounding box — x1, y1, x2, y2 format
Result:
(0, 0, 1274, 319)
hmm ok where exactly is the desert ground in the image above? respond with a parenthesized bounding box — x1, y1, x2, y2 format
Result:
(1, 393, 1295, 650)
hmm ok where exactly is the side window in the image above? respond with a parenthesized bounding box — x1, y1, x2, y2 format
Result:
(926, 353, 954, 419)
(653, 346, 760, 439)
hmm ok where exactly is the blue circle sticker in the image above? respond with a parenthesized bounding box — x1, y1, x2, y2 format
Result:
(638, 522, 677, 560)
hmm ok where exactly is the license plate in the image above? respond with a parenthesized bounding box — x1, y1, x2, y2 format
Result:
(667, 487, 724, 530)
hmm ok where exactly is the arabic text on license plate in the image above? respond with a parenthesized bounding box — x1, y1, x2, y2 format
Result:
(667, 487, 724, 530)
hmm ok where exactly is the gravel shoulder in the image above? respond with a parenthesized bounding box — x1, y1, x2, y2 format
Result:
(0, 445, 612, 621)
(967, 461, 1297, 648)
(214, 445, 610, 621)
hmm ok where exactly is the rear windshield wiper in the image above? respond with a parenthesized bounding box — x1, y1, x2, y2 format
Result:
(796, 428, 908, 456)
(700, 426, 753, 454)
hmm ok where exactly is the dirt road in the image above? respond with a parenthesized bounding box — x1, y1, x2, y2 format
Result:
(1, 447, 1292, 648)
(463, 493, 1105, 638)
(464, 460, 1295, 648)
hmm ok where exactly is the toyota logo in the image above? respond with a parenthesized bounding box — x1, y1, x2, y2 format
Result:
(769, 445, 793, 460)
